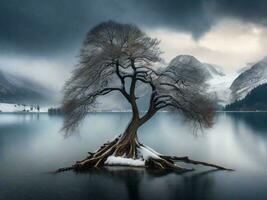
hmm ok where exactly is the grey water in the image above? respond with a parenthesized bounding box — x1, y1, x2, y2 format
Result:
(0, 112, 267, 200)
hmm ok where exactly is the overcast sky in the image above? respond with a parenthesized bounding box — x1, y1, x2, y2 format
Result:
(0, 0, 267, 90)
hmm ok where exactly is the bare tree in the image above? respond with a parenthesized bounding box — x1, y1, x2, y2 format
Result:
(59, 21, 232, 172)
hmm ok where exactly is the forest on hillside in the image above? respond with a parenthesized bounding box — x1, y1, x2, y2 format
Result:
(225, 83, 267, 111)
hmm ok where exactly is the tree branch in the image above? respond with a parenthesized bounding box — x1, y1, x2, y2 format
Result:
(80, 87, 128, 105)
(129, 59, 140, 118)
(115, 61, 131, 102)
(136, 66, 160, 76)
(159, 83, 185, 95)
(139, 84, 157, 126)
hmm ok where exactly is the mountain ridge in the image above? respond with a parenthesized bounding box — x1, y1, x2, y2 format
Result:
(1, 54, 266, 110)
(225, 83, 267, 111)
(0, 69, 55, 105)
(230, 56, 267, 102)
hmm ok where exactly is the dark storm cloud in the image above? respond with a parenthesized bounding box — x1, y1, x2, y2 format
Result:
(0, 0, 267, 57)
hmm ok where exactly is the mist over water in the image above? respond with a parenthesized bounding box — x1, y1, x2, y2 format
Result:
(1, 112, 267, 200)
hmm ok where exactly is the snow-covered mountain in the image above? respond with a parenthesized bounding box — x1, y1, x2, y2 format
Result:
(169, 55, 267, 107)
(97, 55, 236, 110)
(1, 54, 263, 112)
(0, 70, 54, 105)
(237, 63, 254, 74)
(89, 55, 267, 110)
(230, 56, 267, 102)
(166, 55, 225, 83)
(207, 72, 238, 107)
(164, 55, 236, 106)
(97, 55, 267, 110)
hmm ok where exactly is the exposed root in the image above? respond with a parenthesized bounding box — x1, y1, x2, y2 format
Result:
(114, 138, 138, 158)
(159, 155, 234, 171)
(145, 158, 193, 172)
(74, 136, 120, 170)
(56, 166, 74, 173)
(56, 135, 233, 173)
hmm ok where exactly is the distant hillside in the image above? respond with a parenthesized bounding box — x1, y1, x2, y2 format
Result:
(230, 56, 267, 101)
(0, 70, 54, 105)
(165, 55, 225, 83)
(225, 83, 267, 111)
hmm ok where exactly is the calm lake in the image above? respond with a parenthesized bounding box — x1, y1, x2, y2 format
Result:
(0, 112, 267, 200)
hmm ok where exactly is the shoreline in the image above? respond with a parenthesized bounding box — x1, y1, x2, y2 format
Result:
(1, 111, 267, 114)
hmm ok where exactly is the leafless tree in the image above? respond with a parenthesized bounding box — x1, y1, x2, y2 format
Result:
(59, 21, 232, 172)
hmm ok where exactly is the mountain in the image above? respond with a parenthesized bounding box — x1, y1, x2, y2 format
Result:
(0, 70, 54, 105)
(237, 63, 254, 74)
(95, 55, 227, 111)
(225, 83, 267, 111)
(76, 55, 267, 111)
(207, 72, 238, 107)
(164, 55, 236, 107)
(165, 55, 225, 83)
(165, 56, 267, 108)
(230, 56, 267, 102)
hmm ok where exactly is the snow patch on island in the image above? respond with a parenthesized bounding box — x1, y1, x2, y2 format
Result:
(104, 145, 162, 167)
(139, 145, 161, 160)
(105, 156, 145, 167)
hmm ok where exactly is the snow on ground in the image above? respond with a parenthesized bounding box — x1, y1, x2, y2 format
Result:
(207, 72, 238, 106)
(105, 156, 145, 167)
(139, 145, 161, 160)
(0, 103, 48, 113)
(104, 145, 162, 167)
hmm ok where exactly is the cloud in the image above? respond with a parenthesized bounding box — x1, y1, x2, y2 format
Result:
(0, 0, 267, 57)
(148, 19, 267, 71)
(1, 0, 267, 92)
(0, 55, 74, 90)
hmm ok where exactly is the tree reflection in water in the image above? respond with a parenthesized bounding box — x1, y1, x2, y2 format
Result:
(78, 167, 218, 200)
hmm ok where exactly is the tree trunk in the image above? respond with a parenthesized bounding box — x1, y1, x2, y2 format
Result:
(114, 115, 141, 158)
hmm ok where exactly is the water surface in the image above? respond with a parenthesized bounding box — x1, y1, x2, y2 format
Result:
(1, 112, 267, 200)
